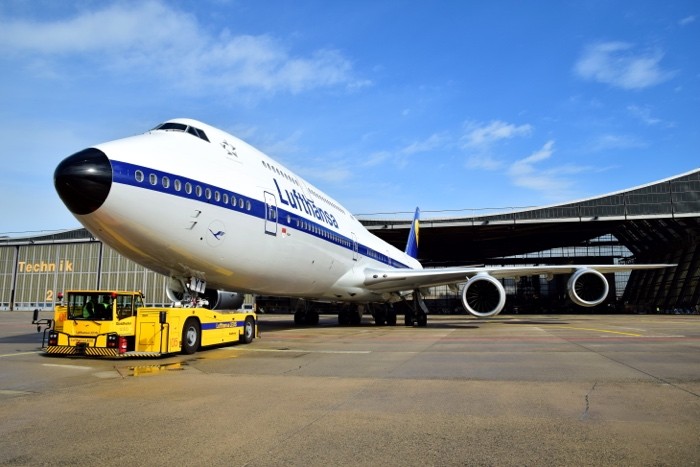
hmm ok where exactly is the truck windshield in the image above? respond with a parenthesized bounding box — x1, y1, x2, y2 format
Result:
(115, 293, 142, 320)
(66, 292, 115, 321)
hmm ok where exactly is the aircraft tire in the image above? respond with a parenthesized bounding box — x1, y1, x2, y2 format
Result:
(307, 310, 319, 325)
(338, 311, 350, 325)
(386, 310, 397, 326)
(374, 308, 386, 326)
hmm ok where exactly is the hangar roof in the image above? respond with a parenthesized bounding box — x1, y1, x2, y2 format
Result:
(362, 169, 700, 266)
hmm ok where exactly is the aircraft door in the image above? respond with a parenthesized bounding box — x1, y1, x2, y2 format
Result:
(264, 191, 277, 236)
(351, 232, 358, 261)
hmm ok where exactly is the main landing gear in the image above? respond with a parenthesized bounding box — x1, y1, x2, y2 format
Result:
(369, 304, 398, 326)
(401, 290, 428, 327)
(293, 300, 320, 326)
(290, 297, 426, 327)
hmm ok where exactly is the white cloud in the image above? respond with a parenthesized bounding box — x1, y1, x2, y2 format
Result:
(0, 1, 363, 95)
(679, 15, 696, 26)
(400, 133, 449, 155)
(460, 120, 532, 171)
(465, 154, 504, 171)
(355, 133, 451, 170)
(462, 120, 532, 148)
(574, 42, 675, 90)
(362, 151, 391, 167)
(509, 140, 555, 179)
(626, 105, 661, 126)
(1, 2, 200, 53)
(590, 133, 647, 152)
(507, 141, 589, 200)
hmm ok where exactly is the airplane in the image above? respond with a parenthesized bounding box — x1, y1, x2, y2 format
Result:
(53, 118, 673, 326)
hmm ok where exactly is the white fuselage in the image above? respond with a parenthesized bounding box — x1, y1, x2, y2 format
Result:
(74, 119, 422, 302)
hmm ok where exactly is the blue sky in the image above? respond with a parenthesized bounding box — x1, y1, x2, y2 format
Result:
(1, 0, 698, 234)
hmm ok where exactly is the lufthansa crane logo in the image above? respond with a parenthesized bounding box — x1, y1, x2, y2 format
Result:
(209, 229, 225, 240)
(206, 220, 227, 247)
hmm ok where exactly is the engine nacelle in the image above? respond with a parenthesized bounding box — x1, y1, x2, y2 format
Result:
(165, 278, 244, 310)
(461, 274, 506, 317)
(567, 268, 609, 307)
(202, 289, 245, 310)
(166, 277, 187, 303)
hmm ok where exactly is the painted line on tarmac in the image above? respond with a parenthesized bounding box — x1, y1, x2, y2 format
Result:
(42, 363, 92, 371)
(0, 350, 42, 358)
(553, 326, 642, 337)
(0, 389, 34, 396)
(225, 347, 372, 354)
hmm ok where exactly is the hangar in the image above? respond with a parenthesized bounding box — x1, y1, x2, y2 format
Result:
(1, 169, 698, 313)
(365, 168, 700, 313)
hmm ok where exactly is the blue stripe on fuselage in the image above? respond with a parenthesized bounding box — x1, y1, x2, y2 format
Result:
(110, 160, 412, 270)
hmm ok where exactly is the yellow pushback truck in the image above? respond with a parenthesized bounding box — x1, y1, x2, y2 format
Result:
(33, 290, 257, 357)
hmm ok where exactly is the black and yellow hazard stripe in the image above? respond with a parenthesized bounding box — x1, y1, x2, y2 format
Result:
(46, 346, 119, 357)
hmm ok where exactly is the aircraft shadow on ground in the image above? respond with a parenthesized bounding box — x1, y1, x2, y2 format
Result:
(500, 320, 570, 325)
(0, 332, 45, 344)
(258, 315, 572, 330)
(258, 318, 481, 330)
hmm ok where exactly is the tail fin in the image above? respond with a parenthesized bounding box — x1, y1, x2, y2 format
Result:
(405, 207, 420, 259)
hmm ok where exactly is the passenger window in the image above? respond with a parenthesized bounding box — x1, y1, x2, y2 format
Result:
(174, 179, 181, 191)
(149, 174, 157, 185)
(162, 176, 170, 189)
(185, 182, 192, 194)
(222, 193, 228, 204)
(205, 188, 212, 199)
(195, 186, 203, 197)
(231, 195, 237, 207)
(135, 170, 144, 182)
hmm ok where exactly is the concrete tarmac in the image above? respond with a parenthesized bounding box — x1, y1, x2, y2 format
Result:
(1, 311, 699, 466)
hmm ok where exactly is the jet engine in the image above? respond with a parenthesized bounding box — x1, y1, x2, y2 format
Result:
(165, 277, 244, 309)
(201, 289, 245, 310)
(165, 278, 188, 303)
(461, 274, 506, 317)
(567, 268, 609, 307)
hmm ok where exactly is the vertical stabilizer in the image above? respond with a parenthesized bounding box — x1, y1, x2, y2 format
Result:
(405, 207, 420, 259)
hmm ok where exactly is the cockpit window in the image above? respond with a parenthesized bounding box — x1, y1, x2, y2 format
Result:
(152, 122, 210, 143)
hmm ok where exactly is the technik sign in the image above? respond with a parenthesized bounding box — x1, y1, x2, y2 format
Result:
(17, 260, 74, 273)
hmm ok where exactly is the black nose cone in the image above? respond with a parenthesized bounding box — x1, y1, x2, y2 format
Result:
(54, 148, 112, 215)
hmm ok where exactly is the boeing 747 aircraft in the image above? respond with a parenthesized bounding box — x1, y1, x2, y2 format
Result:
(54, 119, 672, 326)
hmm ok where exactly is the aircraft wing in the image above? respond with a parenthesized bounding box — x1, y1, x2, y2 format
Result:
(362, 263, 674, 293)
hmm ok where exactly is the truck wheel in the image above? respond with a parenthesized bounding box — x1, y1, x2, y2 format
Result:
(182, 319, 200, 354)
(240, 317, 255, 344)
